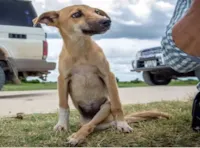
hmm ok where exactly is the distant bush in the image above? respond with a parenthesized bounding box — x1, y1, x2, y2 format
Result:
(21, 78, 40, 84)
(116, 77, 119, 83)
(130, 78, 143, 84)
(21, 78, 27, 83)
(120, 81, 128, 83)
(29, 79, 40, 84)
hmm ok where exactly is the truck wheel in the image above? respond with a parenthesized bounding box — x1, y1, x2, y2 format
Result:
(143, 71, 171, 86)
(143, 71, 155, 86)
(0, 65, 5, 90)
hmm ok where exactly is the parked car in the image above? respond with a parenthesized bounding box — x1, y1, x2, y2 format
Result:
(131, 46, 199, 86)
(0, 0, 56, 90)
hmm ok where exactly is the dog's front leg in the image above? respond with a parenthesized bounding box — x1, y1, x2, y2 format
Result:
(54, 74, 70, 132)
(92, 52, 133, 132)
(103, 72, 133, 133)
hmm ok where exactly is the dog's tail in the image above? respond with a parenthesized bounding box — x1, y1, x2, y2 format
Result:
(125, 111, 170, 124)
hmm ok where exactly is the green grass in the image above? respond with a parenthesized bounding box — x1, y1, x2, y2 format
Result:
(3, 83, 57, 91)
(2, 80, 198, 91)
(118, 79, 198, 88)
(170, 80, 198, 86)
(1, 100, 200, 147)
(117, 82, 147, 87)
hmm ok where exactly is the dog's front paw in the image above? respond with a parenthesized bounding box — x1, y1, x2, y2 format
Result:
(116, 121, 133, 133)
(67, 133, 85, 146)
(53, 122, 68, 132)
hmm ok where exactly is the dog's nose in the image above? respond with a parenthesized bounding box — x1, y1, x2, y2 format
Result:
(99, 19, 111, 27)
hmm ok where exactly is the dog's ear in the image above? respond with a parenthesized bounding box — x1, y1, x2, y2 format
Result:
(33, 11, 59, 27)
(96, 9, 111, 20)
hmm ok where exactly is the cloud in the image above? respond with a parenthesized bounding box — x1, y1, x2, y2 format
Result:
(32, 0, 176, 40)
(93, 0, 175, 39)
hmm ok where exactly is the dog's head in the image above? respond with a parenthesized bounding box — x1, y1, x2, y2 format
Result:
(33, 5, 111, 36)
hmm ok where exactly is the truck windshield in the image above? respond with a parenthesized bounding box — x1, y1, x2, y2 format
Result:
(0, 0, 41, 28)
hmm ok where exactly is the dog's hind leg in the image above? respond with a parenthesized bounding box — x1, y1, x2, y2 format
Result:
(94, 111, 170, 131)
(94, 121, 115, 131)
(67, 101, 111, 146)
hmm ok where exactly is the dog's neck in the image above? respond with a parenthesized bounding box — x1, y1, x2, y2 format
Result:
(59, 29, 93, 58)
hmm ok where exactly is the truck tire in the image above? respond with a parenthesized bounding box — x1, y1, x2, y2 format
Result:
(0, 65, 5, 90)
(143, 71, 155, 86)
(143, 71, 171, 86)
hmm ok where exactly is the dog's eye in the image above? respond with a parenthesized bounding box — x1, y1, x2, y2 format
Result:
(95, 9, 102, 15)
(71, 11, 82, 18)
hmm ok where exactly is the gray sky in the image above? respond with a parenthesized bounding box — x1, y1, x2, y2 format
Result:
(31, 0, 177, 82)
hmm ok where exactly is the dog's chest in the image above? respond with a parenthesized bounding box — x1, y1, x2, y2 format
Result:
(69, 64, 106, 96)
(68, 64, 107, 112)
(70, 64, 98, 75)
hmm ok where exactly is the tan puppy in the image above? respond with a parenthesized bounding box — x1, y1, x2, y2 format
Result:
(33, 5, 169, 146)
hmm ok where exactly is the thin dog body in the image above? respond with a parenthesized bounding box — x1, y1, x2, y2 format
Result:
(33, 5, 169, 146)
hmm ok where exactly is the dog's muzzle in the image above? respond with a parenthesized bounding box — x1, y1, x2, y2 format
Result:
(82, 18, 111, 35)
(99, 19, 111, 28)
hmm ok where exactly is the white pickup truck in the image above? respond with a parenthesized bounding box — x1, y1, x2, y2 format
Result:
(0, 0, 56, 90)
(131, 46, 199, 86)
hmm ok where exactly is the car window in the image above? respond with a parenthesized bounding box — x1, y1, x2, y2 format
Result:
(0, 0, 41, 28)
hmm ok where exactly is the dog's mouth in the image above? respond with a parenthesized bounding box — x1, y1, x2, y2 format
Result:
(82, 27, 109, 35)
(81, 24, 110, 35)
(82, 29, 99, 35)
